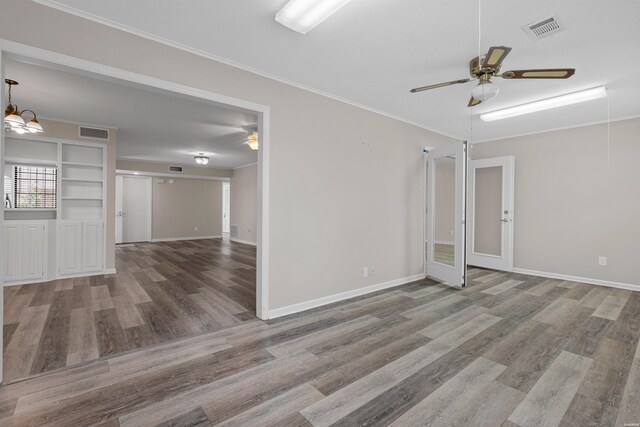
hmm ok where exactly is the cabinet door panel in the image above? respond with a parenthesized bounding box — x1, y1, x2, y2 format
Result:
(4, 223, 22, 281)
(21, 222, 45, 280)
(59, 221, 82, 275)
(82, 221, 103, 272)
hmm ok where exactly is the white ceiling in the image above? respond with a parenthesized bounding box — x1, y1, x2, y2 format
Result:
(5, 59, 258, 169)
(34, 0, 640, 142)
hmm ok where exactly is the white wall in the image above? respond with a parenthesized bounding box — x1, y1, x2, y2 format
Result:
(230, 163, 257, 244)
(0, 1, 456, 311)
(471, 117, 640, 286)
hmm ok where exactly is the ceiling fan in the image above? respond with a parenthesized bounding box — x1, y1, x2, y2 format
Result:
(410, 46, 575, 107)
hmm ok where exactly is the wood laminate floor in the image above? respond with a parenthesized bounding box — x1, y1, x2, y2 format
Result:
(1, 266, 639, 426)
(3, 239, 256, 383)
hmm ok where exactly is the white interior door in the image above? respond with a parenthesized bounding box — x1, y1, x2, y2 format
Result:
(115, 175, 123, 244)
(122, 176, 151, 243)
(222, 181, 230, 234)
(425, 141, 467, 287)
(468, 156, 515, 271)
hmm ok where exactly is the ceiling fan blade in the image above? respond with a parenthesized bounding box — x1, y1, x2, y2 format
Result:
(482, 46, 512, 69)
(500, 68, 576, 79)
(410, 78, 471, 93)
(468, 97, 482, 107)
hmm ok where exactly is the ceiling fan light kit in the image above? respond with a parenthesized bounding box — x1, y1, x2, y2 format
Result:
(480, 86, 607, 122)
(276, 0, 353, 34)
(410, 46, 576, 108)
(4, 79, 45, 134)
(246, 132, 259, 151)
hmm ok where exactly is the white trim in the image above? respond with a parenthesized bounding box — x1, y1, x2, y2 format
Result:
(267, 273, 426, 319)
(232, 162, 258, 170)
(116, 169, 230, 181)
(30, 0, 461, 140)
(230, 238, 257, 246)
(4, 268, 117, 287)
(471, 114, 640, 144)
(0, 39, 271, 320)
(150, 235, 222, 242)
(512, 268, 640, 292)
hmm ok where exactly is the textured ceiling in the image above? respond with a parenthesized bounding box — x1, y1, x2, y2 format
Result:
(5, 59, 258, 169)
(29, 1, 640, 141)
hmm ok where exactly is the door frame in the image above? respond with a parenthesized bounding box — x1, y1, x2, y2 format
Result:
(117, 174, 152, 243)
(467, 156, 515, 272)
(0, 40, 272, 384)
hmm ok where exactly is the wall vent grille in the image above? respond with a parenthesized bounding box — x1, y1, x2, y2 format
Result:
(79, 126, 109, 140)
(169, 166, 183, 172)
(522, 16, 563, 40)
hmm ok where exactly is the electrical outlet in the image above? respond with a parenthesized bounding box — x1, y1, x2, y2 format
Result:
(598, 256, 607, 266)
(370, 266, 376, 275)
(363, 267, 369, 278)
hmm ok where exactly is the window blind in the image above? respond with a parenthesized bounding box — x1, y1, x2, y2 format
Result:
(14, 166, 57, 209)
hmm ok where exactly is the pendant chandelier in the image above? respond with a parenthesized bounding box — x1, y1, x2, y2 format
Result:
(4, 79, 44, 134)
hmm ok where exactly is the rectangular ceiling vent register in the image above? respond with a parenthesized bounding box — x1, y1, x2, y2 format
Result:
(79, 126, 109, 140)
(169, 166, 183, 172)
(522, 16, 563, 40)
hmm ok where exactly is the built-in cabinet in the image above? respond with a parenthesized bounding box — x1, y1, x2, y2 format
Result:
(3, 221, 47, 282)
(58, 220, 103, 275)
(3, 136, 107, 285)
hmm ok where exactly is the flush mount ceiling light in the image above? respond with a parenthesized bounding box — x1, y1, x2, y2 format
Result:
(246, 132, 259, 151)
(194, 153, 209, 165)
(480, 86, 607, 121)
(4, 79, 44, 134)
(275, 0, 353, 34)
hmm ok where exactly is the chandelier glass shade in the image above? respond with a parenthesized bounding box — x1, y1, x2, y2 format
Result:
(4, 79, 44, 134)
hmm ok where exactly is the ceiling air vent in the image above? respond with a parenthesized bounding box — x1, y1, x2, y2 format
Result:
(169, 166, 183, 172)
(522, 15, 563, 40)
(79, 126, 109, 140)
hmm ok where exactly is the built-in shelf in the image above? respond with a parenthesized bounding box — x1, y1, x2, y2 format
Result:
(61, 197, 103, 201)
(61, 162, 103, 168)
(5, 208, 57, 212)
(61, 178, 103, 183)
(4, 157, 58, 167)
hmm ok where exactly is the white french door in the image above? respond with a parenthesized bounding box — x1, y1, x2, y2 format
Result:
(467, 156, 514, 271)
(425, 141, 467, 287)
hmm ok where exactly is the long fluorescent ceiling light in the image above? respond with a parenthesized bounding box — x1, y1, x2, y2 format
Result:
(480, 86, 607, 122)
(276, 0, 353, 34)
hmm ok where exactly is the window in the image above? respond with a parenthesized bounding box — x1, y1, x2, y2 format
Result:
(12, 165, 58, 209)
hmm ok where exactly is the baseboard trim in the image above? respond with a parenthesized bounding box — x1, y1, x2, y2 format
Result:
(512, 268, 639, 292)
(151, 235, 222, 242)
(267, 273, 426, 320)
(230, 238, 257, 246)
(4, 268, 118, 287)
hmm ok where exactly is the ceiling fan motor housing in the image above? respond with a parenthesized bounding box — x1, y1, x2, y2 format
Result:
(469, 56, 501, 79)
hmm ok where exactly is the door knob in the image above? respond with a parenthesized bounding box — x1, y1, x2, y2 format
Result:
(500, 218, 509, 222)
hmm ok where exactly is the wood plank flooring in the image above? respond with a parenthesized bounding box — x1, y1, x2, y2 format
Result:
(1, 266, 639, 426)
(3, 239, 256, 383)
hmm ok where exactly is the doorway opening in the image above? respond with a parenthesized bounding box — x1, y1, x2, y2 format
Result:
(0, 42, 270, 384)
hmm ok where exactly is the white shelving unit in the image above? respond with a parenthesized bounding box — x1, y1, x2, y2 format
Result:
(3, 136, 107, 284)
